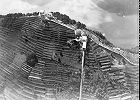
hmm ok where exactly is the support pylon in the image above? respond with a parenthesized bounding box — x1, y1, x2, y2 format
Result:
(79, 35, 87, 100)
(79, 49, 86, 100)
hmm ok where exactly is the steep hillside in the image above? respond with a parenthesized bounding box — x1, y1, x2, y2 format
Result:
(0, 12, 139, 100)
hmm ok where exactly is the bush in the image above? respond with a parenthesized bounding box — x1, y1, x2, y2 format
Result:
(26, 53, 38, 68)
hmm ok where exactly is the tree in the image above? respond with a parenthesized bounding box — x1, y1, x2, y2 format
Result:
(76, 21, 82, 29)
(70, 19, 76, 25)
(26, 53, 38, 68)
(33, 12, 39, 16)
(81, 23, 86, 29)
(51, 12, 86, 28)
(52, 12, 60, 18)
(61, 14, 69, 24)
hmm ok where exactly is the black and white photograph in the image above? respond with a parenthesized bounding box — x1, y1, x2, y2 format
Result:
(0, 0, 139, 100)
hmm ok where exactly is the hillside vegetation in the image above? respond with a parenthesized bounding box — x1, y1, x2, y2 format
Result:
(0, 12, 139, 100)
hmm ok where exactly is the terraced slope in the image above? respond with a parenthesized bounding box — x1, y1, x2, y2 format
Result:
(0, 15, 139, 100)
